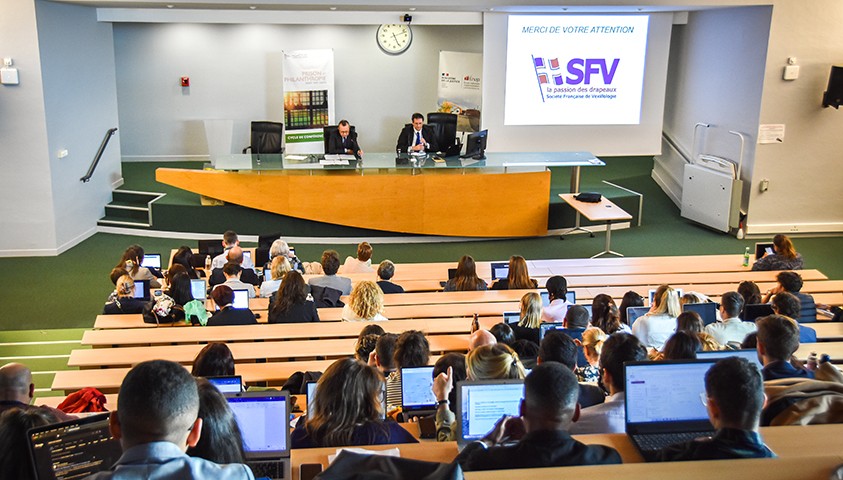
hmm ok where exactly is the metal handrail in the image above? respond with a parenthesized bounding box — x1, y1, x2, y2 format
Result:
(80, 127, 117, 183)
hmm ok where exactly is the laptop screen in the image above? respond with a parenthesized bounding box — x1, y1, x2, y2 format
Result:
(683, 302, 718, 326)
(744, 303, 774, 322)
(226, 392, 290, 457)
(232, 289, 250, 309)
(540, 291, 550, 307)
(306, 381, 318, 412)
(755, 242, 774, 261)
(140, 254, 161, 269)
(502, 311, 520, 325)
(190, 279, 206, 301)
(28, 413, 122, 480)
(625, 360, 715, 430)
(490, 262, 508, 281)
(581, 304, 593, 316)
(697, 349, 763, 370)
(243, 250, 252, 264)
(447, 268, 457, 280)
(207, 375, 242, 393)
(401, 366, 437, 409)
(133, 279, 151, 301)
(649, 288, 684, 306)
(627, 306, 650, 325)
(456, 380, 524, 443)
(539, 322, 566, 342)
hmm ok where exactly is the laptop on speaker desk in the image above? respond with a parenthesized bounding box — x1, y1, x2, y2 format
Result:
(226, 390, 291, 479)
(624, 359, 718, 462)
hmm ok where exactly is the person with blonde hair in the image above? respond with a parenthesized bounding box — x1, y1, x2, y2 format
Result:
(259, 255, 291, 298)
(291, 358, 417, 448)
(576, 327, 608, 383)
(752, 234, 803, 271)
(103, 275, 146, 314)
(340, 242, 375, 273)
(491, 255, 538, 290)
(443, 255, 487, 291)
(512, 292, 543, 344)
(342, 280, 387, 321)
(631, 285, 680, 350)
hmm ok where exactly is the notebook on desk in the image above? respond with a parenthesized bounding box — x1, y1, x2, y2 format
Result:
(624, 359, 717, 462)
(456, 379, 524, 449)
(226, 391, 291, 480)
(28, 413, 122, 480)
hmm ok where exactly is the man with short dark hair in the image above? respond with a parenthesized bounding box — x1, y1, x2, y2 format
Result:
(326, 119, 363, 157)
(455, 362, 621, 471)
(705, 291, 755, 345)
(211, 230, 254, 271)
(570, 333, 647, 434)
(376, 260, 405, 294)
(88, 360, 253, 479)
(396, 113, 438, 153)
(538, 331, 605, 408)
(307, 250, 352, 295)
(386, 330, 431, 409)
(659, 357, 775, 461)
(541, 275, 572, 323)
(763, 271, 817, 323)
(756, 314, 814, 381)
(211, 261, 256, 298)
(771, 291, 817, 343)
(560, 305, 590, 367)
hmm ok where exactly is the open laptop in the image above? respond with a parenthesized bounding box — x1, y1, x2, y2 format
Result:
(626, 306, 650, 326)
(538, 322, 566, 342)
(225, 390, 292, 480)
(198, 239, 224, 256)
(439, 268, 459, 288)
(456, 379, 524, 449)
(625, 359, 718, 462)
(401, 366, 437, 417)
(648, 288, 684, 306)
(743, 303, 774, 322)
(28, 412, 122, 480)
(540, 291, 575, 307)
(490, 262, 508, 281)
(683, 302, 718, 326)
(232, 289, 250, 309)
(132, 279, 151, 301)
(243, 250, 252, 264)
(697, 349, 763, 370)
(140, 253, 162, 269)
(502, 311, 520, 325)
(190, 278, 207, 301)
(755, 242, 775, 261)
(207, 375, 243, 393)
(580, 304, 593, 316)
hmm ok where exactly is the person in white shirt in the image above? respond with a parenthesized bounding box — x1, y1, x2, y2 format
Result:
(212, 263, 256, 298)
(541, 275, 573, 324)
(340, 242, 374, 274)
(705, 291, 756, 346)
(631, 285, 681, 351)
(211, 230, 254, 271)
(570, 333, 647, 434)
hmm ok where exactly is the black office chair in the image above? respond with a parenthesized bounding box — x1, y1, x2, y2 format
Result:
(427, 113, 460, 156)
(242, 121, 283, 154)
(322, 124, 356, 153)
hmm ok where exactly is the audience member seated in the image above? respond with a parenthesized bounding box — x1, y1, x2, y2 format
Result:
(210, 247, 260, 288)
(117, 244, 162, 288)
(308, 250, 352, 296)
(468, 329, 497, 351)
(355, 334, 380, 364)
(575, 327, 607, 383)
(511, 339, 540, 369)
(433, 344, 526, 441)
(756, 314, 814, 381)
(443, 255, 487, 292)
(618, 290, 645, 330)
(752, 234, 803, 271)
(88, 360, 253, 479)
(342, 280, 387, 322)
(489, 322, 516, 346)
(705, 291, 755, 346)
(376, 260, 405, 294)
(591, 294, 629, 335)
(570, 333, 647, 434)
(211, 230, 255, 271)
(541, 275, 572, 323)
(560, 305, 590, 367)
(762, 271, 817, 323)
(266, 238, 303, 273)
(676, 311, 721, 351)
(455, 362, 621, 471)
(268, 271, 319, 324)
(0, 407, 60, 480)
(187, 378, 247, 464)
(741, 332, 758, 349)
(155, 271, 199, 324)
(431, 353, 467, 442)
(106, 266, 130, 303)
(386, 330, 430, 409)
(211, 262, 257, 298)
(659, 331, 700, 360)
(512, 292, 542, 344)
(659, 357, 774, 461)
(631, 285, 680, 350)
(491, 255, 538, 290)
(259, 256, 291, 298)
(371, 333, 399, 377)
(103, 275, 147, 315)
(771, 291, 817, 343)
(172, 246, 202, 279)
(340, 241, 374, 274)
(738, 280, 763, 307)
(291, 358, 417, 448)
(191, 343, 235, 378)
(207, 286, 257, 327)
(538, 331, 606, 408)
(0, 362, 70, 420)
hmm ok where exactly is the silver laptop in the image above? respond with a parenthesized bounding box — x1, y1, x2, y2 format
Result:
(190, 279, 207, 301)
(624, 359, 717, 462)
(455, 379, 524, 449)
(225, 390, 291, 480)
(140, 253, 162, 269)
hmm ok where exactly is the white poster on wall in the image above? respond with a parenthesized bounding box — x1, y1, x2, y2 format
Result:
(282, 49, 336, 153)
(437, 51, 483, 132)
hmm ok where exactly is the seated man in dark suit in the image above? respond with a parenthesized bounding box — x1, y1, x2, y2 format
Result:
(206, 285, 257, 327)
(209, 246, 260, 288)
(659, 357, 775, 461)
(560, 305, 589, 367)
(757, 314, 814, 381)
(396, 113, 438, 154)
(376, 260, 404, 294)
(455, 362, 621, 471)
(538, 331, 605, 408)
(762, 271, 817, 322)
(771, 291, 817, 343)
(325, 119, 363, 158)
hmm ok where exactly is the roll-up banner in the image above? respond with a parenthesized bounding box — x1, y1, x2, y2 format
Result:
(437, 51, 483, 132)
(282, 49, 336, 153)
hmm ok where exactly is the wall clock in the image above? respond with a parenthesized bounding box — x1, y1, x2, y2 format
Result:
(377, 24, 413, 55)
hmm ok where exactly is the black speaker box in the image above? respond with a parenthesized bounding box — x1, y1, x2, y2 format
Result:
(823, 65, 843, 109)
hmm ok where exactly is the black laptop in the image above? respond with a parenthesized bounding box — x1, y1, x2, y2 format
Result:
(743, 303, 774, 322)
(683, 302, 718, 326)
(28, 413, 122, 479)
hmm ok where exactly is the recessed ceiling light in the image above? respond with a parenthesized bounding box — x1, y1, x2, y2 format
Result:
(249, 5, 256, 9)
(329, 6, 336, 10)
(166, 4, 174, 8)
(409, 7, 416, 11)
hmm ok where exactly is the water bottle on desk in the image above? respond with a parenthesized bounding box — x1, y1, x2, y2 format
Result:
(742, 247, 751, 267)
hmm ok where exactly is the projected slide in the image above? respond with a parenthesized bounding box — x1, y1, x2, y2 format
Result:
(505, 15, 650, 125)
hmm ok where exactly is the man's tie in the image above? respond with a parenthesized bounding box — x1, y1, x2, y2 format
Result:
(415, 131, 421, 146)
(342, 136, 347, 148)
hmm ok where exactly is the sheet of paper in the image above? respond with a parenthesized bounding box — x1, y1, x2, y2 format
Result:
(758, 124, 785, 144)
(285, 154, 308, 160)
(327, 447, 401, 464)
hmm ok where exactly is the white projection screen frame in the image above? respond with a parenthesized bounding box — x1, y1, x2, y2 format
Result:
(482, 12, 673, 156)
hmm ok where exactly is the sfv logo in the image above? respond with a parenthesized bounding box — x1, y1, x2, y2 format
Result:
(532, 55, 620, 102)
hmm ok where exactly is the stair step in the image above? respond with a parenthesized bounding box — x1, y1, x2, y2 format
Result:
(105, 205, 149, 223)
(112, 190, 163, 206)
(98, 218, 151, 228)
(108, 199, 150, 210)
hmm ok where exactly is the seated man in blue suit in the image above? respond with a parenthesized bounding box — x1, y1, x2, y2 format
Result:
(396, 113, 438, 154)
(326, 119, 362, 158)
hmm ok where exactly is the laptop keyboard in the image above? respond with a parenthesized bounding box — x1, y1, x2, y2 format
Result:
(633, 431, 713, 452)
(249, 460, 286, 479)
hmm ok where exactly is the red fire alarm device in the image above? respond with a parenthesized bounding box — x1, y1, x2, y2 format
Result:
(180, 76, 190, 87)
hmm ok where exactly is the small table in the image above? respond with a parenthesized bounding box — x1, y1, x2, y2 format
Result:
(559, 193, 632, 258)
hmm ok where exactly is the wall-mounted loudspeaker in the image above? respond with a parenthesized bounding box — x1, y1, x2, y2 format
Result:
(822, 66, 843, 109)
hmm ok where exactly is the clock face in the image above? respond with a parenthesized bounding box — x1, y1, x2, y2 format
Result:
(377, 24, 413, 55)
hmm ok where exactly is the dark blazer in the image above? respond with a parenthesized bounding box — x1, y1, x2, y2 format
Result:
(103, 297, 147, 315)
(396, 124, 438, 153)
(206, 307, 257, 326)
(511, 325, 540, 345)
(209, 267, 260, 287)
(456, 429, 621, 471)
(326, 129, 361, 156)
(658, 428, 775, 462)
(377, 280, 405, 294)
(268, 300, 320, 324)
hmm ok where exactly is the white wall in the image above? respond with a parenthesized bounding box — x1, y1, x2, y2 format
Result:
(481, 12, 673, 156)
(113, 23, 483, 156)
